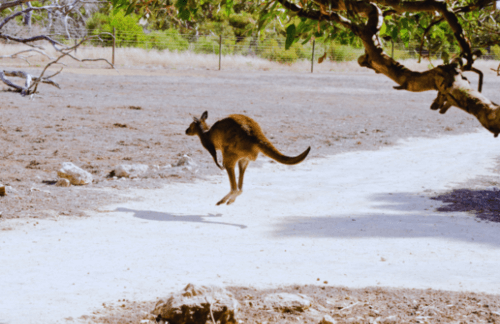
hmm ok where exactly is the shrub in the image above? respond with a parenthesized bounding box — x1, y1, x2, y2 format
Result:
(491, 45, 500, 60)
(192, 36, 220, 54)
(140, 29, 189, 51)
(327, 43, 364, 61)
(258, 38, 299, 64)
(86, 11, 145, 47)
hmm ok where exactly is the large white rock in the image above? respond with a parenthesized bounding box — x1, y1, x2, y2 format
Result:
(153, 284, 240, 324)
(57, 162, 92, 185)
(263, 293, 312, 313)
(113, 164, 149, 178)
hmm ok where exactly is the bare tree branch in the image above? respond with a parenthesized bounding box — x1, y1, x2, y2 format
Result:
(0, 48, 54, 64)
(0, 34, 63, 48)
(0, 3, 59, 29)
(0, 0, 36, 11)
(29, 35, 115, 94)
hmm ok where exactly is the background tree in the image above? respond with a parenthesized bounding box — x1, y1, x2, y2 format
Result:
(110, 0, 500, 136)
(0, 0, 112, 96)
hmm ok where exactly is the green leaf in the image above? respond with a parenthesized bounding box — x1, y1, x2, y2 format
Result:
(379, 22, 387, 35)
(125, 3, 135, 16)
(225, 0, 234, 16)
(391, 27, 398, 41)
(285, 24, 296, 50)
(301, 34, 313, 45)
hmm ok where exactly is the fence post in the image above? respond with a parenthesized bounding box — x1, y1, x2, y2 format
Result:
(112, 27, 116, 66)
(311, 39, 315, 73)
(219, 35, 222, 71)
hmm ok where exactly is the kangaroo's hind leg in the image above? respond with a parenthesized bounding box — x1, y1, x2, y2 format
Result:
(237, 158, 249, 191)
(217, 157, 241, 205)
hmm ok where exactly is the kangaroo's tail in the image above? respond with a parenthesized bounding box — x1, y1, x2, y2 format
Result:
(258, 140, 310, 165)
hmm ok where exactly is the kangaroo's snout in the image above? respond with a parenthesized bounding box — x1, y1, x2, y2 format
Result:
(186, 126, 195, 135)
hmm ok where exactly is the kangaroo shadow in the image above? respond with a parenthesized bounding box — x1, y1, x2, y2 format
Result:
(274, 191, 500, 246)
(114, 207, 247, 229)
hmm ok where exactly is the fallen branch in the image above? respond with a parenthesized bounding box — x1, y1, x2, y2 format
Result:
(0, 70, 61, 96)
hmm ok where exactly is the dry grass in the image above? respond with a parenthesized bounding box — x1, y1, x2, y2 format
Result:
(2, 43, 499, 74)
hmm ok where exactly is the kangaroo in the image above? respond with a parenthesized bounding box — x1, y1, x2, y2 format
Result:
(186, 111, 311, 205)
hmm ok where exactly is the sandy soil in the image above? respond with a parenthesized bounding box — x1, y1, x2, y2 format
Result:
(1, 66, 500, 323)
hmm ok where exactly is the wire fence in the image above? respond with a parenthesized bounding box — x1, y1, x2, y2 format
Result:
(3, 29, 500, 70)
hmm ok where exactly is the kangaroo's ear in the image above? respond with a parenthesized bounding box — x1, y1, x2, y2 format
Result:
(193, 117, 199, 123)
(201, 111, 208, 121)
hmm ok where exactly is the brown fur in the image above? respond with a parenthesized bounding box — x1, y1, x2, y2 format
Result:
(186, 111, 311, 205)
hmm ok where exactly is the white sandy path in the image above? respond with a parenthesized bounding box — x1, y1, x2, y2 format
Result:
(1, 130, 500, 324)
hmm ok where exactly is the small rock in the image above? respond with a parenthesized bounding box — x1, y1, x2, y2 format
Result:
(318, 315, 336, 324)
(113, 164, 149, 178)
(56, 179, 71, 187)
(57, 162, 93, 185)
(153, 283, 239, 324)
(175, 155, 197, 170)
(0, 184, 6, 196)
(263, 293, 312, 313)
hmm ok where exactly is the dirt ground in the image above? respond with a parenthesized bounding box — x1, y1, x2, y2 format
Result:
(2, 67, 498, 220)
(82, 285, 500, 324)
(1, 66, 500, 323)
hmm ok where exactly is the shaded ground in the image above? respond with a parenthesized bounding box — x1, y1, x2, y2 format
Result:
(84, 285, 500, 324)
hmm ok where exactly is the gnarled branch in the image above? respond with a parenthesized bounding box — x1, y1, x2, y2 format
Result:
(0, 70, 60, 96)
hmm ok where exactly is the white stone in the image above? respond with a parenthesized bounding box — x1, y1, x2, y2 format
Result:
(113, 164, 149, 179)
(175, 155, 196, 169)
(55, 179, 71, 187)
(57, 162, 93, 185)
(263, 293, 312, 313)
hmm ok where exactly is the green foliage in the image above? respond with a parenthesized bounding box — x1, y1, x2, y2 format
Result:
(87, 10, 145, 47)
(492, 45, 500, 58)
(326, 43, 364, 62)
(140, 29, 190, 51)
(192, 36, 219, 54)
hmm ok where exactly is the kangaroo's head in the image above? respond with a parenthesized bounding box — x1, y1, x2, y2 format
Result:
(186, 111, 209, 136)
